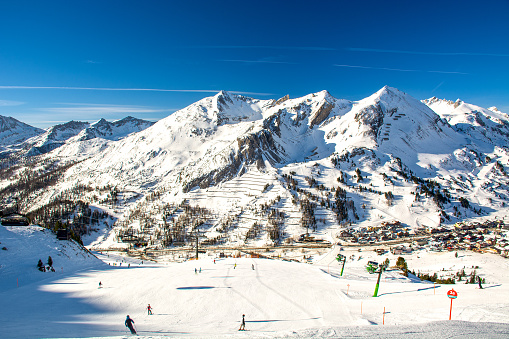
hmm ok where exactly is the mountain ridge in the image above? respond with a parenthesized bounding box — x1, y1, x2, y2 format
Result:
(0, 86, 507, 249)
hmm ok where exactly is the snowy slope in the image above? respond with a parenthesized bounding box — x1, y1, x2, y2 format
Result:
(0, 115, 44, 157)
(75, 116, 155, 141)
(17, 116, 155, 158)
(323, 87, 463, 174)
(46, 116, 155, 158)
(22, 120, 91, 156)
(0, 225, 104, 291)
(1, 239, 509, 338)
(424, 97, 509, 147)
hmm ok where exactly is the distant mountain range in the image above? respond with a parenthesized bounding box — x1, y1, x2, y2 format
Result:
(0, 116, 45, 157)
(1, 87, 508, 248)
(0, 116, 154, 158)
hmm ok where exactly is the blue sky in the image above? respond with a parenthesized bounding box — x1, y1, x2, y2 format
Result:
(1, 0, 508, 129)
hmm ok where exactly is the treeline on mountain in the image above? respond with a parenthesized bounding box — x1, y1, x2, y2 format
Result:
(27, 199, 111, 245)
(0, 159, 81, 210)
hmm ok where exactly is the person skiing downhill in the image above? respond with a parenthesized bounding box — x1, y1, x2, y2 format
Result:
(125, 315, 136, 334)
(147, 304, 153, 315)
(239, 314, 246, 331)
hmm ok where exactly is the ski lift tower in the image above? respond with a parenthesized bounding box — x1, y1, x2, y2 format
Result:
(189, 230, 207, 260)
(373, 262, 388, 297)
(336, 253, 347, 276)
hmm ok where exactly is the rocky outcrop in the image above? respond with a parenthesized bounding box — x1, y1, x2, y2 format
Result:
(263, 113, 282, 138)
(182, 129, 283, 192)
(354, 104, 384, 137)
(310, 101, 335, 128)
(272, 94, 290, 107)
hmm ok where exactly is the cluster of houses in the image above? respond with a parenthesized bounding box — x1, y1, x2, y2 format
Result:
(338, 219, 509, 258)
(338, 220, 410, 245)
(423, 220, 509, 257)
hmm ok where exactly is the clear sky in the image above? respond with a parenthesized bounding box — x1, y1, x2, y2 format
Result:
(1, 0, 508, 129)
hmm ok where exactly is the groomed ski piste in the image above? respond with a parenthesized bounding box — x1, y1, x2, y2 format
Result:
(2, 225, 509, 338)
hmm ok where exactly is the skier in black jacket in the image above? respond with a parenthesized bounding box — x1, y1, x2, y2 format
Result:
(239, 314, 246, 331)
(125, 315, 136, 334)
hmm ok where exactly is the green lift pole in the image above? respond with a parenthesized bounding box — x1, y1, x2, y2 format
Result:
(373, 264, 386, 297)
(336, 254, 346, 276)
(340, 256, 346, 276)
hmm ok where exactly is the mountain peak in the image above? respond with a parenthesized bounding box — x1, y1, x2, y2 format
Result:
(313, 90, 336, 103)
(362, 86, 412, 109)
(0, 115, 44, 149)
(375, 85, 405, 98)
(216, 90, 232, 99)
(93, 118, 109, 126)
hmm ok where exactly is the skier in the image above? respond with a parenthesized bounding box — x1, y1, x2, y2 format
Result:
(214, 259, 216, 264)
(478, 276, 483, 289)
(125, 315, 136, 334)
(234, 263, 237, 269)
(199, 267, 202, 273)
(239, 314, 246, 331)
(195, 268, 197, 274)
(252, 264, 255, 270)
(98, 281, 103, 288)
(147, 304, 153, 315)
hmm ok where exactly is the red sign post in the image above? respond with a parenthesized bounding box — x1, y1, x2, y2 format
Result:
(447, 289, 458, 320)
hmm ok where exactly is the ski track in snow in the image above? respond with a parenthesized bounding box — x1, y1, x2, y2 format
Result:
(2, 225, 509, 338)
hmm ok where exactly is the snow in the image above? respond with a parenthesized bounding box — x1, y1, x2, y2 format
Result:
(1, 87, 508, 258)
(0, 115, 44, 155)
(2, 224, 509, 338)
(2, 87, 509, 337)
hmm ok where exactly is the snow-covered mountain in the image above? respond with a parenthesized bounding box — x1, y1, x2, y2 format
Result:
(75, 116, 155, 142)
(423, 96, 509, 147)
(0, 115, 44, 157)
(1, 87, 508, 249)
(8, 116, 155, 158)
(23, 120, 91, 156)
(61, 87, 505, 191)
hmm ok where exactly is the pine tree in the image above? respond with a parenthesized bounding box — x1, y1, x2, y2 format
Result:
(396, 256, 407, 270)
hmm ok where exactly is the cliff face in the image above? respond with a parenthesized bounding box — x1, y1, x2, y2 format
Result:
(181, 128, 284, 192)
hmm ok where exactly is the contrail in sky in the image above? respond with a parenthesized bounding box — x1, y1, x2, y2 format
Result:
(333, 64, 468, 74)
(346, 47, 509, 57)
(0, 86, 273, 96)
(222, 59, 297, 64)
(189, 45, 336, 51)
